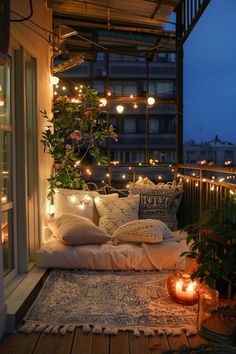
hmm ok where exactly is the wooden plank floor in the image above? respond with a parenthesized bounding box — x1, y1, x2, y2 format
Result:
(0, 327, 209, 354)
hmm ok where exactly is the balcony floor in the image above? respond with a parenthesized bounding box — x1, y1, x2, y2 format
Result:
(0, 327, 209, 354)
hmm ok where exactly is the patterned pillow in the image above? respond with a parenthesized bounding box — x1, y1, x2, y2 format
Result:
(94, 195, 140, 234)
(112, 219, 173, 244)
(129, 182, 183, 231)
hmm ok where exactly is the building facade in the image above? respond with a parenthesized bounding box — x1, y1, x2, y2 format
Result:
(184, 135, 236, 167)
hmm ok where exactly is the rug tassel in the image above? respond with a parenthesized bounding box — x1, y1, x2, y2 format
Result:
(35, 324, 47, 333)
(19, 323, 37, 333)
(68, 325, 75, 333)
(184, 325, 197, 336)
(92, 325, 103, 334)
(83, 324, 91, 333)
(51, 325, 60, 334)
(133, 329, 141, 336)
(104, 327, 119, 335)
(44, 325, 54, 334)
(143, 329, 155, 336)
(60, 325, 70, 335)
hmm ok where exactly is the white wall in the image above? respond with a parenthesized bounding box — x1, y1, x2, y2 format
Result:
(0, 0, 53, 336)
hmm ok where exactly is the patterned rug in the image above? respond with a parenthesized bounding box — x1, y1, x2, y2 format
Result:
(21, 270, 198, 336)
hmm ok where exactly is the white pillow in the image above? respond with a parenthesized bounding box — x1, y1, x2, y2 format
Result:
(48, 213, 111, 245)
(112, 219, 173, 244)
(94, 195, 140, 234)
(53, 189, 99, 221)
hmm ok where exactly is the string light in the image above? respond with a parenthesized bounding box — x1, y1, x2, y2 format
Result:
(122, 174, 126, 179)
(130, 94, 134, 98)
(78, 201, 85, 210)
(74, 86, 78, 91)
(106, 173, 110, 177)
(147, 96, 155, 105)
(133, 103, 138, 109)
(62, 86, 66, 91)
(107, 91, 112, 96)
(210, 185, 215, 191)
(116, 104, 124, 114)
(51, 76, 59, 85)
(47, 204, 55, 215)
(100, 98, 107, 107)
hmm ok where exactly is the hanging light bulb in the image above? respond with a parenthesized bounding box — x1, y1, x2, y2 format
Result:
(147, 96, 155, 105)
(116, 104, 124, 114)
(100, 98, 107, 107)
(51, 76, 59, 85)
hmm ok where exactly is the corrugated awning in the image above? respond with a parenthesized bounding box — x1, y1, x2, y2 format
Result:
(48, 0, 180, 67)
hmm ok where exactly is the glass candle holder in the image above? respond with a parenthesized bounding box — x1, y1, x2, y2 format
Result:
(167, 272, 199, 305)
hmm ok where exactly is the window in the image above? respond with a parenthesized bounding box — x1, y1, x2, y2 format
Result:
(123, 118, 136, 133)
(149, 118, 159, 133)
(0, 63, 14, 276)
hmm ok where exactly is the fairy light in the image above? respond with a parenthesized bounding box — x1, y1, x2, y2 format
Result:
(84, 194, 92, 202)
(147, 96, 155, 105)
(116, 104, 124, 114)
(107, 91, 112, 96)
(210, 185, 215, 191)
(100, 98, 107, 107)
(230, 190, 234, 195)
(54, 91, 58, 96)
(47, 204, 55, 215)
(195, 182, 199, 187)
(130, 94, 134, 98)
(80, 85, 83, 89)
(1, 196, 7, 203)
(106, 173, 110, 177)
(71, 195, 76, 203)
(158, 175, 162, 180)
(133, 103, 138, 109)
(139, 162, 142, 166)
(78, 201, 85, 210)
(122, 174, 126, 179)
(186, 178, 189, 183)
(55, 84, 59, 89)
(62, 86, 66, 91)
(75, 160, 81, 166)
(126, 184, 129, 188)
(128, 166, 132, 170)
(51, 75, 59, 85)
(192, 173, 196, 177)
(75, 86, 78, 91)
(203, 178, 206, 182)
(219, 178, 225, 183)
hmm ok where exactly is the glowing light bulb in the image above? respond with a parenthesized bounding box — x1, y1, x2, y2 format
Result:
(62, 86, 66, 91)
(122, 174, 126, 179)
(51, 76, 59, 85)
(48, 204, 55, 215)
(78, 202, 85, 210)
(116, 104, 124, 114)
(100, 98, 107, 107)
(130, 94, 134, 98)
(147, 96, 155, 105)
(107, 91, 112, 96)
(54, 91, 58, 96)
(106, 173, 110, 177)
(133, 103, 138, 109)
(71, 195, 76, 203)
(75, 86, 78, 91)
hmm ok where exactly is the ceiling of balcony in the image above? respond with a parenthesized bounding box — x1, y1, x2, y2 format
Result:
(47, 0, 180, 68)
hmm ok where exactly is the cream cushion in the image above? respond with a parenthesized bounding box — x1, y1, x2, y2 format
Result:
(94, 195, 140, 234)
(48, 213, 111, 245)
(112, 219, 173, 244)
(54, 189, 118, 224)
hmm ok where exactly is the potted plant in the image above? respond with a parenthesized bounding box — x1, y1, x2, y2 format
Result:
(41, 85, 118, 203)
(182, 197, 236, 343)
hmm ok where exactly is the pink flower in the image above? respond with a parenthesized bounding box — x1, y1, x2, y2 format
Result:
(70, 130, 83, 141)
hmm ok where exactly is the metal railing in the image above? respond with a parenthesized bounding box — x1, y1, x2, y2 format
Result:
(82, 163, 236, 228)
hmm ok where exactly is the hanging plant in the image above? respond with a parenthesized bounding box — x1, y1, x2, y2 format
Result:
(41, 86, 118, 201)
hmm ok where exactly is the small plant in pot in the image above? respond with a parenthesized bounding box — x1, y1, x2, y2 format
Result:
(182, 197, 236, 343)
(41, 86, 118, 203)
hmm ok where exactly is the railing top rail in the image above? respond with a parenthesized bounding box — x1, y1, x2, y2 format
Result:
(175, 164, 236, 174)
